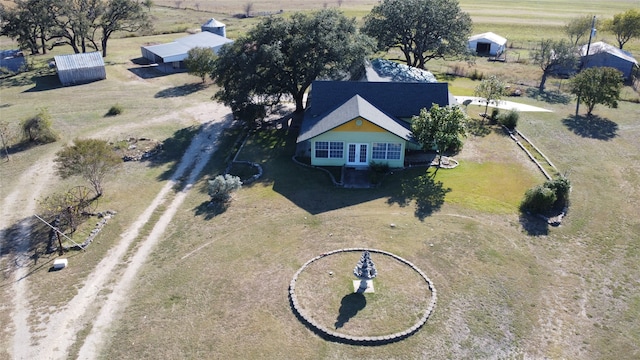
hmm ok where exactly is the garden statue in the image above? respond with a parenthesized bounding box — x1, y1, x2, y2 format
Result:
(354, 251, 377, 292)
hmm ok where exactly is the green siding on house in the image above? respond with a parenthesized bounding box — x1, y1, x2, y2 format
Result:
(311, 129, 407, 168)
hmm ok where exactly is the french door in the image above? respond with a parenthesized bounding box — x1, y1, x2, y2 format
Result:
(347, 143, 368, 165)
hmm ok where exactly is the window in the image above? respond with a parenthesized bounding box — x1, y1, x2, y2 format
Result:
(371, 143, 402, 160)
(315, 141, 343, 158)
(329, 142, 344, 158)
(372, 143, 387, 160)
(387, 143, 402, 160)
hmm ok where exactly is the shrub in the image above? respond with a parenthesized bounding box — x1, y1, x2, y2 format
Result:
(369, 161, 390, 184)
(106, 104, 123, 116)
(470, 69, 484, 80)
(498, 110, 519, 130)
(521, 185, 556, 214)
(21, 108, 58, 144)
(544, 176, 571, 207)
(208, 174, 242, 202)
(489, 108, 500, 124)
(520, 176, 571, 214)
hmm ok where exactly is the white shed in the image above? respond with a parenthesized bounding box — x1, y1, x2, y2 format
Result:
(468, 32, 507, 56)
(54, 52, 106, 86)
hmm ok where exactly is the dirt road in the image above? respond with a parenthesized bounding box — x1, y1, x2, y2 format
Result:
(1, 102, 233, 359)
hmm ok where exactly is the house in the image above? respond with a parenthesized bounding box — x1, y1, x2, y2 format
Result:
(54, 52, 106, 86)
(297, 81, 453, 168)
(0, 49, 27, 73)
(468, 32, 507, 56)
(580, 41, 638, 79)
(141, 18, 232, 73)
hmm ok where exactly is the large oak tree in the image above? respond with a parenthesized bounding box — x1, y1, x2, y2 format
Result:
(1, 0, 148, 56)
(361, 0, 472, 69)
(212, 9, 373, 118)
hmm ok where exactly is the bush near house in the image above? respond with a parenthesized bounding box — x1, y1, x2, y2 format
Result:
(520, 176, 570, 214)
(208, 174, 242, 202)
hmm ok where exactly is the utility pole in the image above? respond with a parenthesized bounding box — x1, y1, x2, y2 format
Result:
(576, 15, 597, 116)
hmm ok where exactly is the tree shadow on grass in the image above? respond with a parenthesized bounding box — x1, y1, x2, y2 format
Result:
(335, 292, 366, 329)
(466, 118, 492, 137)
(562, 115, 618, 140)
(519, 213, 549, 236)
(526, 88, 571, 104)
(154, 82, 207, 98)
(386, 169, 451, 221)
(194, 200, 229, 220)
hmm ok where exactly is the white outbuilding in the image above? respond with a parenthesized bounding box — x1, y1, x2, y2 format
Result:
(468, 32, 507, 56)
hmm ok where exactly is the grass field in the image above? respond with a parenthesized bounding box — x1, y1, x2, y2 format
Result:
(1, 1, 640, 359)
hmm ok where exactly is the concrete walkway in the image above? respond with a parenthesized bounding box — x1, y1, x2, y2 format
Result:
(455, 96, 553, 112)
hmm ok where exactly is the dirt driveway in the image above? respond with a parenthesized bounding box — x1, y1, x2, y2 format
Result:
(1, 102, 233, 359)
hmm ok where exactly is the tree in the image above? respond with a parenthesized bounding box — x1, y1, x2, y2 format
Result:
(51, 0, 105, 54)
(212, 9, 373, 117)
(564, 15, 594, 47)
(184, 47, 216, 83)
(530, 39, 578, 92)
(54, 138, 122, 197)
(99, 0, 149, 57)
(411, 104, 466, 168)
(603, 9, 640, 50)
(2, 0, 149, 56)
(243, 2, 253, 18)
(0, 0, 57, 55)
(361, 0, 472, 69)
(569, 67, 623, 116)
(21, 108, 59, 144)
(474, 75, 507, 117)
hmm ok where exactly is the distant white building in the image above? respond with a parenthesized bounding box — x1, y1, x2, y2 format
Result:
(141, 18, 232, 73)
(580, 41, 638, 79)
(468, 32, 507, 56)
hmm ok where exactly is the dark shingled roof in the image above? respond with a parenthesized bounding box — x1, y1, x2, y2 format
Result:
(297, 95, 413, 143)
(306, 81, 452, 119)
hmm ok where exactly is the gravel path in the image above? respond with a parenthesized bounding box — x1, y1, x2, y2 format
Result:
(454, 96, 553, 112)
(1, 102, 233, 359)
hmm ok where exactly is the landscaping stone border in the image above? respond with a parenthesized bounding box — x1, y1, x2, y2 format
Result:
(289, 248, 437, 345)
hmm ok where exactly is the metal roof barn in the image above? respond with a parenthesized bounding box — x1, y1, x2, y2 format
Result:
(54, 52, 106, 86)
(140, 32, 233, 72)
(580, 41, 638, 79)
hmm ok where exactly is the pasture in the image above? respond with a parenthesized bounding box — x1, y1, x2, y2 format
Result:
(1, 0, 639, 359)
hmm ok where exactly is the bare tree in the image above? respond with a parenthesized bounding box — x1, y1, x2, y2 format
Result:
(0, 121, 12, 161)
(337, 0, 344, 7)
(175, 0, 182, 9)
(243, 2, 253, 18)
